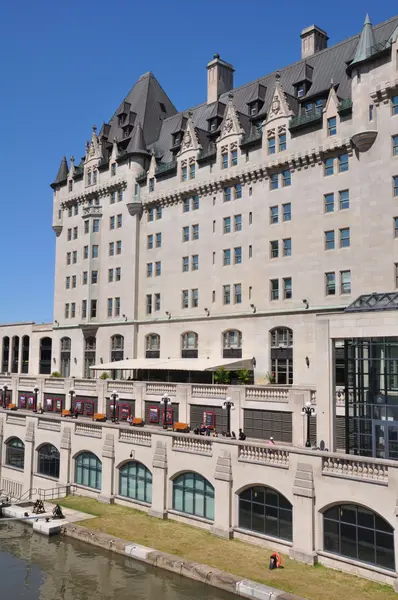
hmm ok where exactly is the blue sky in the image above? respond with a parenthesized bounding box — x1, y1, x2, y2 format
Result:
(0, 1, 396, 323)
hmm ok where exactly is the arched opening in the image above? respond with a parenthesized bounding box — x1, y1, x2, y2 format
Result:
(323, 504, 395, 570)
(60, 337, 71, 378)
(11, 336, 19, 373)
(5, 437, 25, 469)
(37, 444, 60, 479)
(2, 336, 10, 372)
(238, 485, 292, 541)
(21, 335, 30, 374)
(222, 330, 242, 359)
(119, 461, 152, 503)
(110, 335, 124, 362)
(173, 472, 214, 520)
(75, 452, 102, 490)
(39, 337, 52, 375)
(146, 334, 160, 359)
(84, 336, 96, 379)
(181, 332, 198, 359)
(270, 328, 293, 384)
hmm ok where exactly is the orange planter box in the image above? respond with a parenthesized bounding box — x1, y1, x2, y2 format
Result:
(8, 404, 17, 411)
(132, 417, 144, 427)
(173, 422, 190, 433)
(62, 409, 71, 417)
(93, 413, 106, 422)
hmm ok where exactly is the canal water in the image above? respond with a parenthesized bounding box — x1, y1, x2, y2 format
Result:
(0, 522, 235, 600)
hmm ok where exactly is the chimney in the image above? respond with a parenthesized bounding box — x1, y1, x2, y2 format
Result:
(206, 54, 234, 105)
(300, 25, 328, 59)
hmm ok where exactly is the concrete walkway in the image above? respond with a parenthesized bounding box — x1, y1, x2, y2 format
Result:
(1, 501, 94, 535)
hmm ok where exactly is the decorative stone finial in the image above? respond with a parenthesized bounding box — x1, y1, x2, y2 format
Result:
(70, 155, 75, 163)
(214, 53, 220, 59)
(93, 124, 97, 133)
(275, 71, 281, 81)
(228, 92, 234, 101)
(188, 109, 193, 118)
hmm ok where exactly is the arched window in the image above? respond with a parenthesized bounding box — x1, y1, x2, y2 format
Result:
(239, 486, 292, 541)
(146, 334, 160, 359)
(110, 335, 124, 362)
(173, 472, 214, 520)
(39, 337, 52, 375)
(38, 444, 60, 479)
(11, 336, 19, 373)
(84, 337, 96, 379)
(2, 336, 9, 372)
(60, 337, 71, 378)
(181, 332, 198, 358)
(75, 452, 102, 490)
(119, 461, 152, 503)
(323, 504, 395, 571)
(222, 330, 242, 359)
(6, 438, 25, 469)
(270, 328, 293, 385)
(21, 335, 30, 374)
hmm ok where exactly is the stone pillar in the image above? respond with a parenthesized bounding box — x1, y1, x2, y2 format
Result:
(17, 342, 23, 375)
(290, 463, 317, 565)
(132, 382, 145, 419)
(10, 375, 18, 407)
(58, 426, 71, 490)
(148, 441, 167, 519)
(211, 450, 232, 538)
(315, 318, 335, 451)
(98, 433, 115, 504)
(96, 379, 107, 414)
(23, 420, 35, 497)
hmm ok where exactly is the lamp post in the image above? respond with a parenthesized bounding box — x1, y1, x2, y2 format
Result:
(301, 401, 316, 448)
(111, 390, 119, 423)
(2, 385, 8, 409)
(33, 385, 39, 413)
(160, 393, 170, 430)
(69, 388, 75, 413)
(222, 396, 235, 437)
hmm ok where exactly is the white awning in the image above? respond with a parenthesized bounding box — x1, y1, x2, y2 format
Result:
(90, 357, 253, 371)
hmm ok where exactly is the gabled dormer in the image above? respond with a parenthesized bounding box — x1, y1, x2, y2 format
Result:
(206, 101, 226, 136)
(323, 86, 340, 138)
(264, 76, 292, 155)
(178, 111, 201, 182)
(117, 102, 131, 127)
(84, 126, 102, 187)
(216, 94, 244, 170)
(246, 83, 266, 118)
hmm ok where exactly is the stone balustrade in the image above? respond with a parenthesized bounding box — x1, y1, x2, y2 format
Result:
(146, 382, 177, 396)
(119, 428, 152, 446)
(322, 455, 389, 484)
(172, 435, 213, 455)
(44, 378, 65, 389)
(107, 380, 135, 393)
(75, 423, 102, 438)
(73, 379, 97, 391)
(238, 444, 290, 468)
(191, 384, 228, 398)
(245, 386, 289, 402)
(18, 377, 37, 387)
(37, 418, 61, 432)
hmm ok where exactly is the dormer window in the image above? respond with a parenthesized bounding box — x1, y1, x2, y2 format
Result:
(172, 133, 181, 147)
(118, 114, 125, 126)
(250, 105, 257, 116)
(68, 180, 73, 192)
(297, 84, 305, 98)
(111, 163, 116, 176)
(93, 170, 97, 185)
(209, 119, 217, 132)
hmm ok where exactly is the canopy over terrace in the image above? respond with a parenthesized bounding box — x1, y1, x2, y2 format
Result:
(90, 357, 254, 372)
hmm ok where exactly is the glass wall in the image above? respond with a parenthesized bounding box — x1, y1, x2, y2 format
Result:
(5, 438, 24, 469)
(173, 472, 214, 520)
(238, 486, 292, 541)
(119, 461, 152, 503)
(75, 452, 102, 489)
(38, 444, 60, 478)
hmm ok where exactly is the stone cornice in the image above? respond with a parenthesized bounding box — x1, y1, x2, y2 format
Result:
(60, 179, 127, 209)
(370, 78, 398, 106)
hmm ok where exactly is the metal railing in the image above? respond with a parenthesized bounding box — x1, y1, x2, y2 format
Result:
(289, 110, 322, 130)
(38, 485, 77, 501)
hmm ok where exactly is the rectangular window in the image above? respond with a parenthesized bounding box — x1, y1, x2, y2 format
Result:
(87, 171, 92, 186)
(192, 195, 199, 210)
(82, 300, 87, 318)
(111, 163, 116, 176)
(270, 206, 278, 224)
(270, 279, 279, 301)
(118, 190, 123, 202)
(72, 275, 76, 288)
(282, 169, 291, 187)
(338, 153, 349, 173)
(110, 216, 115, 230)
(327, 116, 337, 136)
(71, 302, 76, 318)
(116, 240, 122, 255)
(72, 250, 77, 264)
(146, 263, 153, 277)
(73, 226, 78, 239)
(223, 284, 231, 305)
(221, 152, 228, 169)
(234, 283, 242, 304)
(369, 104, 374, 121)
(148, 208, 154, 221)
(68, 181, 73, 192)
(107, 298, 113, 317)
(65, 303, 69, 318)
(192, 224, 199, 240)
(65, 276, 70, 289)
(154, 293, 161, 311)
(394, 217, 398, 238)
(234, 214, 242, 232)
(223, 217, 231, 233)
(190, 163, 196, 179)
(147, 234, 154, 249)
(325, 272, 336, 295)
(183, 198, 190, 213)
(392, 95, 398, 116)
(92, 245, 99, 258)
(155, 261, 161, 276)
(83, 246, 88, 259)
(283, 277, 292, 299)
(393, 135, 398, 157)
(340, 270, 351, 294)
(268, 136, 276, 155)
(90, 299, 97, 318)
(192, 255, 199, 271)
(155, 232, 162, 248)
(115, 267, 121, 281)
(234, 247, 242, 264)
(117, 214, 122, 228)
(394, 175, 398, 197)
(84, 220, 89, 234)
(223, 249, 231, 265)
(224, 187, 231, 202)
(114, 297, 120, 317)
(182, 290, 189, 309)
(235, 183, 242, 199)
(108, 268, 114, 282)
(110, 191, 116, 204)
(395, 263, 398, 289)
(339, 189, 349, 210)
(68, 206, 73, 217)
(325, 230, 335, 250)
(67, 228, 72, 241)
(146, 294, 152, 315)
(109, 242, 114, 256)
(283, 238, 291, 257)
(182, 256, 189, 272)
(149, 178, 155, 192)
(66, 252, 71, 265)
(91, 270, 98, 284)
(324, 157, 334, 176)
(231, 150, 238, 166)
(324, 193, 334, 213)
(340, 227, 350, 248)
(191, 288, 199, 308)
(270, 240, 279, 258)
(283, 203, 291, 222)
(279, 133, 286, 151)
(74, 204, 78, 216)
(181, 165, 188, 181)
(182, 226, 189, 242)
(270, 173, 279, 190)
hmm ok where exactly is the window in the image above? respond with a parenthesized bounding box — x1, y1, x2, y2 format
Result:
(231, 149, 238, 166)
(325, 231, 335, 250)
(147, 234, 154, 249)
(68, 206, 73, 218)
(270, 173, 278, 190)
(155, 261, 161, 276)
(66, 252, 71, 265)
(392, 95, 398, 116)
(191, 288, 199, 308)
(91, 245, 98, 259)
(270, 327, 294, 385)
(109, 242, 114, 256)
(38, 444, 60, 479)
(223, 249, 231, 266)
(283, 277, 292, 299)
(270, 279, 279, 300)
(111, 334, 124, 361)
(117, 189, 123, 203)
(327, 116, 337, 136)
(148, 208, 154, 221)
(111, 163, 116, 176)
(224, 187, 231, 202)
(84, 220, 89, 234)
(192, 224, 199, 240)
(223, 284, 231, 305)
(183, 198, 190, 213)
(75, 452, 102, 490)
(239, 486, 292, 541)
(223, 329, 242, 358)
(338, 153, 349, 173)
(67, 228, 72, 241)
(72, 250, 77, 264)
(72, 275, 76, 288)
(190, 163, 196, 179)
(110, 216, 115, 230)
(340, 228, 350, 248)
(369, 104, 374, 121)
(173, 473, 214, 520)
(340, 270, 351, 294)
(68, 180, 73, 192)
(323, 504, 394, 571)
(268, 136, 276, 155)
(234, 247, 242, 265)
(149, 178, 155, 192)
(146, 263, 153, 278)
(82, 271, 88, 285)
(181, 332, 198, 357)
(116, 240, 122, 254)
(108, 268, 114, 282)
(283, 238, 291, 257)
(181, 165, 188, 181)
(65, 303, 69, 319)
(154, 293, 161, 311)
(110, 191, 116, 204)
(326, 272, 336, 295)
(146, 294, 152, 315)
(192, 255, 198, 271)
(155, 232, 162, 248)
(279, 133, 287, 152)
(339, 190, 349, 210)
(107, 298, 113, 317)
(87, 171, 92, 186)
(234, 283, 242, 304)
(156, 206, 162, 220)
(65, 276, 70, 290)
(393, 136, 398, 157)
(90, 299, 97, 318)
(82, 300, 87, 318)
(270, 240, 279, 258)
(223, 217, 231, 233)
(234, 214, 242, 232)
(270, 206, 278, 224)
(6, 438, 24, 469)
(182, 290, 189, 309)
(324, 158, 334, 176)
(115, 297, 120, 317)
(119, 461, 152, 503)
(394, 176, 398, 197)
(235, 183, 242, 199)
(182, 256, 189, 272)
(115, 267, 121, 281)
(325, 193, 334, 213)
(73, 226, 78, 239)
(91, 271, 98, 284)
(283, 203, 291, 222)
(117, 214, 122, 228)
(182, 226, 189, 242)
(221, 152, 228, 169)
(395, 217, 398, 238)
(282, 169, 291, 187)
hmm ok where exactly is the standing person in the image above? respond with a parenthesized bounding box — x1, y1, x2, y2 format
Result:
(268, 436, 275, 445)
(238, 428, 246, 441)
(74, 405, 79, 419)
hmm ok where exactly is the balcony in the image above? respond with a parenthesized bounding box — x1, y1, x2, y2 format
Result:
(155, 160, 177, 178)
(82, 205, 102, 218)
(240, 130, 262, 148)
(289, 110, 322, 132)
(338, 98, 353, 115)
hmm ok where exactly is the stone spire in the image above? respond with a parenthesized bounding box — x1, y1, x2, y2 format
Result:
(126, 122, 150, 156)
(54, 156, 68, 184)
(350, 14, 377, 68)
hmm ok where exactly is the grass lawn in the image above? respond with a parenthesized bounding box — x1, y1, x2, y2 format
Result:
(57, 496, 395, 600)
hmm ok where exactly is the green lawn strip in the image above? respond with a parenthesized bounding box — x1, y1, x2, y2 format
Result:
(57, 496, 396, 600)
